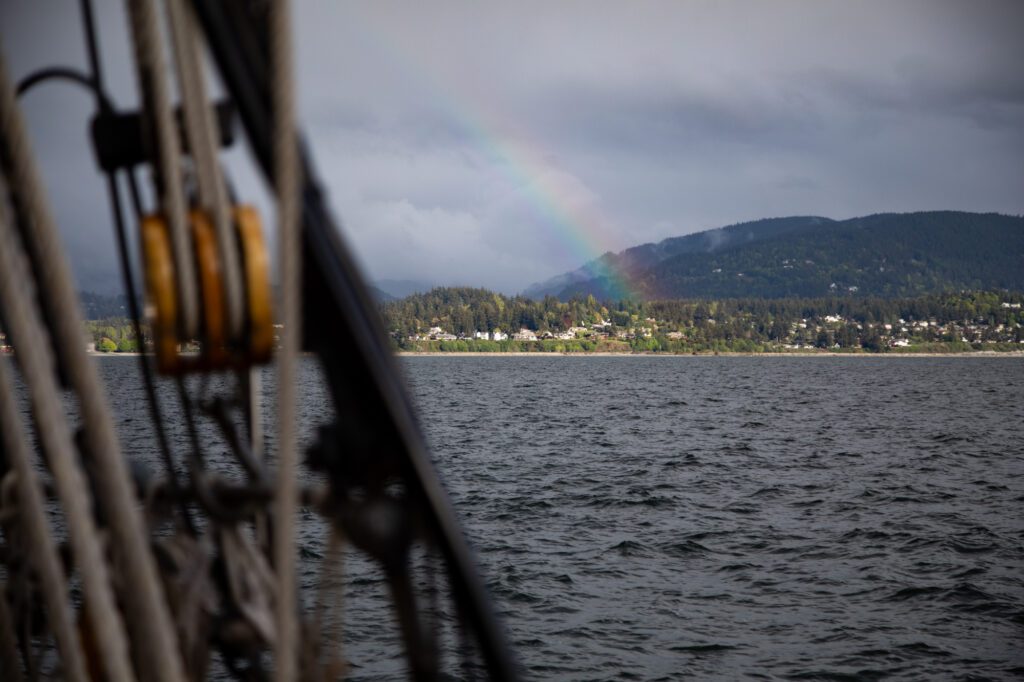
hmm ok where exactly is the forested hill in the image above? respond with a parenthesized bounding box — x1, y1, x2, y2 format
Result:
(79, 292, 128, 319)
(524, 211, 1024, 300)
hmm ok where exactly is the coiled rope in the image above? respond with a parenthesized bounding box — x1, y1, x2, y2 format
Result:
(272, 0, 301, 677)
(0, 45, 185, 682)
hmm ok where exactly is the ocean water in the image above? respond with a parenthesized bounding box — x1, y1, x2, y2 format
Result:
(72, 357, 1024, 678)
(404, 356, 1024, 681)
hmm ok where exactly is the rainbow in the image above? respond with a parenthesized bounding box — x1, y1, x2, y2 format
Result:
(338, 20, 640, 300)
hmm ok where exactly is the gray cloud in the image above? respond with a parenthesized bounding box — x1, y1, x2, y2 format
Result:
(2, 0, 1022, 294)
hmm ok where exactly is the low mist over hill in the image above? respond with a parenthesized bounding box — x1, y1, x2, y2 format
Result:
(524, 212, 1024, 300)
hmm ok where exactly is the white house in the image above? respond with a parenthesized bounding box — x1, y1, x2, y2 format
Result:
(513, 329, 538, 341)
(473, 331, 489, 340)
(492, 330, 508, 341)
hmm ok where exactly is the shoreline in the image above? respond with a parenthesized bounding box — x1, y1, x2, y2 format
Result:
(71, 350, 1024, 359)
(398, 350, 1024, 358)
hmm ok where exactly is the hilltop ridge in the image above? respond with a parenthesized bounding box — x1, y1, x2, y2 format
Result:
(523, 211, 1024, 300)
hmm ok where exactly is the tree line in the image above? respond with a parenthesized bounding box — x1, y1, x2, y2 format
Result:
(380, 288, 1024, 353)
(84, 318, 139, 352)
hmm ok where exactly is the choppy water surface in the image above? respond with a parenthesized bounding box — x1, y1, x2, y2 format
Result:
(95, 356, 1023, 680)
(405, 357, 1024, 681)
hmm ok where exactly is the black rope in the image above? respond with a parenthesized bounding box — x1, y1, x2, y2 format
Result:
(82, 0, 198, 533)
(78, 0, 105, 99)
(14, 67, 112, 113)
(109, 170, 196, 534)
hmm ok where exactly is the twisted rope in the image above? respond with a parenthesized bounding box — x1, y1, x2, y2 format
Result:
(164, 0, 244, 342)
(272, 0, 301, 677)
(0, 197, 135, 682)
(0, 197, 87, 681)
(125, 0, 198, 340)
(0, 43, 185, 682)
(0, 48, 136, 682)
(0, 580, 23, 682)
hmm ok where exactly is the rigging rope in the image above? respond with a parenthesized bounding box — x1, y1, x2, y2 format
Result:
(0, 48, 137, 682)
(0, 191, 136, 682)
(0, 581, 23, 682)
(164, 0, 244, 343)
(272, 0, 301, 677)
(0, 46, 186, 682)
(125, 0, 199, 340)
(0, 217, 89, 682)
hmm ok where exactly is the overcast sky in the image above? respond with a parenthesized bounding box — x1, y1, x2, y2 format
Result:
(2, 1, 1022, 294)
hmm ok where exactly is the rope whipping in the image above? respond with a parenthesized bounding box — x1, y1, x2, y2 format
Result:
(0, 45, 186, 682)
(272, 0, 301, 677)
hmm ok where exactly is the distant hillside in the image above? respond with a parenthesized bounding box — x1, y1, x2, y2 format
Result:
(374, 279, 437, 299)
(524, 212, 1024, 300)
(79, 291, 129, 319)
(368, 285, 396, 302)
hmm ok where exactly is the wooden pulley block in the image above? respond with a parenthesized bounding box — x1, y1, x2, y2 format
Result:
(141, 207, 273, 373)
(233, 205, 273, 364)
(139, 215, 179, 374)
(189, 209, 228, 369)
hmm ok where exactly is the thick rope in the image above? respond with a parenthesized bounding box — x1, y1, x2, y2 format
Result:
(125, 0, 199, 340)
(0, 49, 137, 682)
(272, 0, 301, 678)
(0, 200, 136, 682)
(0, 210, 88, 682)
(164, 0, 244, 341)
(0, 47, 186, 682)
(314, 528, 347, 678)
(0, 580, 23, 682)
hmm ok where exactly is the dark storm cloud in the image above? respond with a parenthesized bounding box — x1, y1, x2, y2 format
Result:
(1, 1, 1022, 294)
